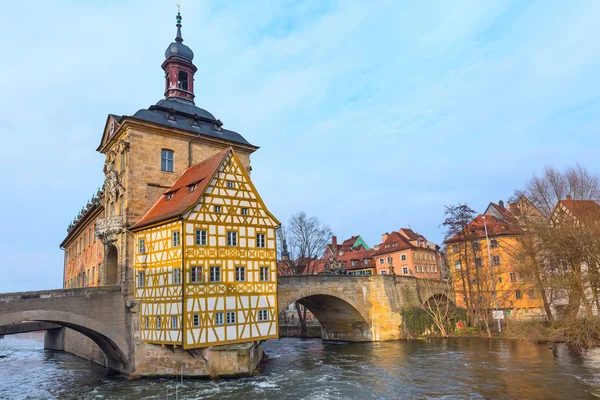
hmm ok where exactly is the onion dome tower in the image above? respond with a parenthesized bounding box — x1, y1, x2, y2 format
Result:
(162, 11, 198, 103)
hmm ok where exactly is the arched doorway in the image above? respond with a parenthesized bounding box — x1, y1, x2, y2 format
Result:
(105, 245, 118, 285)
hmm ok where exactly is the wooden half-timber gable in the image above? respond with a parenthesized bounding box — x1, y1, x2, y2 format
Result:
(132, 148, 280, 348)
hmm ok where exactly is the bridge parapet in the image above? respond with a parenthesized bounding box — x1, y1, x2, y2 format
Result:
(0, 285, 131, 373)
(278, 274, 453, 341)
(0, 285, 122, 302)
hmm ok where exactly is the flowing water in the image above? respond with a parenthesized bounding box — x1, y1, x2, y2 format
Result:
(1, 332, 600, 399)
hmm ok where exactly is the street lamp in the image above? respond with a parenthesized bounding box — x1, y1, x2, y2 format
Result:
(482, 216, 502, 333)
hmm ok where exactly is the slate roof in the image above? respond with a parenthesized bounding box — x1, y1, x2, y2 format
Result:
(129, 97, 256, 148)
(131, 148, 230, 230)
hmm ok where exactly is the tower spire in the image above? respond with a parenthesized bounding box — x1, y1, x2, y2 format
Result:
(175, 10, 183, 43)
(162, 6, 197, 103)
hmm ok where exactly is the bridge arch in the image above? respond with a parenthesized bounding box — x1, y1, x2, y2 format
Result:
(279, 290, 372, 341)
(0, 310, 129, 371)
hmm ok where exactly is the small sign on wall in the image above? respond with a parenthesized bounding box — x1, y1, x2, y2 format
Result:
(493, 310, 505, 320)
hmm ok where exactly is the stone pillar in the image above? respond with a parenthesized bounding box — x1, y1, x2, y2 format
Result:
(44, 327, 65, 351)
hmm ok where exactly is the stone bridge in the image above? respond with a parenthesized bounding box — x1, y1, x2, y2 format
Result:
(0, 276, 452, 375)
(278, 275, 452, 341)
(0, 286, 132, 372)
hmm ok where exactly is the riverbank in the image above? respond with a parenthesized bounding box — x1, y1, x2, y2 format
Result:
(443, 320, 600, 352)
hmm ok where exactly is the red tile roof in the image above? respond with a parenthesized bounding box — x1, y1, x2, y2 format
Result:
(371, 231, 414, 256)
(131, 148, 230, 230)
(400, 228, 420, 241)
(558, 199, 600, 221)
(445, 214, 523, 244)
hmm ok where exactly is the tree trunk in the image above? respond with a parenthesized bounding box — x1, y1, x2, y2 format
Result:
(295, 302, 307, 337)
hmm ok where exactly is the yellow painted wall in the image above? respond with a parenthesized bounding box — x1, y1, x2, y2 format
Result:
(448, 235, 543, 313)
(134, 150, 278, 348)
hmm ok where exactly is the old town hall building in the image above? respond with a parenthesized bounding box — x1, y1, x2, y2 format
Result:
(60, 12, 279, 349)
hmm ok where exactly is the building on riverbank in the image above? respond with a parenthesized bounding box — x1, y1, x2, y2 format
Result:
(60, 189, 106, 288)
(53, 11, 278, 375)
(446, 199, 545, 320)
(131, 148, 280, 348)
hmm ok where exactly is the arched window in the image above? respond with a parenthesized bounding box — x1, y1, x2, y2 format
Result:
(161, 149, 174, 172)
(178, 71, 188, 91)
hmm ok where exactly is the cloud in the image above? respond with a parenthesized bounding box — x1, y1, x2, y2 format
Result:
(1, 0, 600, 290)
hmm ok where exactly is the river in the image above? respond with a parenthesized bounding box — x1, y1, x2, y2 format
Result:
(1, 332, 600, 399)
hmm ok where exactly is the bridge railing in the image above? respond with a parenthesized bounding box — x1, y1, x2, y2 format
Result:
(0, 285, 122, 301)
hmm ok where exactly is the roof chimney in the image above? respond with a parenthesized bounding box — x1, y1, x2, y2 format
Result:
(499, 200, 504, 209)
(382, 233, 389, 243)
(566, 194, 573, 201)
(331, 235, 338, 255)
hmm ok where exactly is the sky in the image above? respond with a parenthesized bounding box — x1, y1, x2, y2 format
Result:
(1, 0, 600, 292)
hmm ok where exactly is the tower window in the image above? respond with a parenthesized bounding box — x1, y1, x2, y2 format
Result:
(178, 71, 189, 91)
(161, 149, 174, 172)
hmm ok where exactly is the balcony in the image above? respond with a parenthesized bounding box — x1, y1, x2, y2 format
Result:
(95, 216, 124, 245)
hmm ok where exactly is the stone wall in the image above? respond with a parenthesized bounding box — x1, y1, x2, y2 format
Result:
(278, 275, 451, 342)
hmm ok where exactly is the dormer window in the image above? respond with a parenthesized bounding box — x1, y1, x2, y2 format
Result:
(178, 71, 188, 91)
(166, 112, 176, 122)
(189, 184, 197, 193)
(166, 193, 173, 201)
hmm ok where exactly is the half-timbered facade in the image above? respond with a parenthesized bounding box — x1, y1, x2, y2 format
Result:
(132, 148, 279, 348)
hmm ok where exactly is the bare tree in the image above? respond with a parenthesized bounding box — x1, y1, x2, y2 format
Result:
(277, 212, 332, 336)
(442, 204, 477, 326)
(516, 165, 600, 352)
(414, 277, 456, 337)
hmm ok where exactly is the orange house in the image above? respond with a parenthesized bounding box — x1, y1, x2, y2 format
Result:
(371, 228, 442, 278)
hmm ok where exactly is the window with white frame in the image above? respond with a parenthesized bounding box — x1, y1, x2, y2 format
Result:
(161, 149, 174, 172)
(379, 258, 384, 264)
(492, 255, 501, 266)
(210, 266, 221, 282)
(215, 312, 224, 325)
(490, 238, 499, 249)
(401, 254, 406, 261)
(236, 266, 246, 282)
(227, 231, 237, 246)
(173, 268, 181, 284)
(510, 272, 517, 282)
(402, 267, 409, 274)
(387, 256, 392, 263)
(139, 239, 145, 254)
(191, 266, 202, 283)
(193, 314, 200, 327)
(260, 267, 269, 281)
(226, 312, 236, 324)
(195, 230, 207, 246)
(172, 231, 180, 247)
(258, 309, 269, 321)
(454, 261, 462, 270)
(256, 233, 266, 248)
(215, 205, 222, 213)
(138, 272, 145, 287)
(171, 316, 178, 329)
